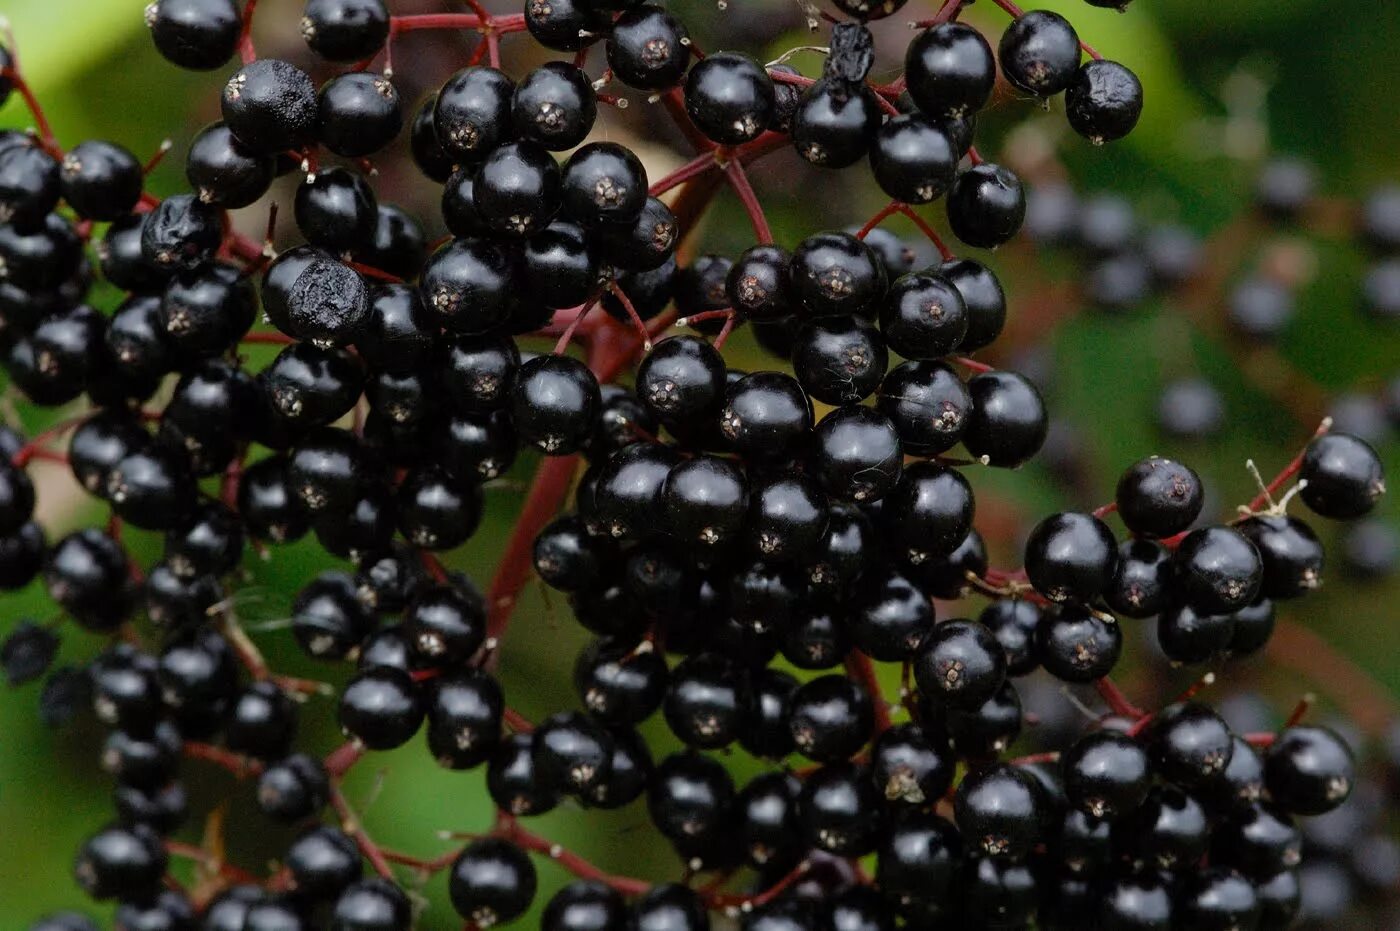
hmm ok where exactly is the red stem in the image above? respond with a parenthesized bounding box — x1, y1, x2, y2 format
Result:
(389, 12, 527, 34)
(239, 331, 296, 345)
(950, 355, 995, 373)
(723, 157, 771, 244)
(856, 201, 903, 240)
(1094, 676, 1146, 720)
(165, 841, 262, 886)
(483, 455, 581, 648)
(844, 650, 893, 733)
(896, 204, 956, 261)
(1243, 417, 1332, 513)
(183, 742, 264, 777)
(10, 411, 96, 467)
(911, 0, 968, 28)
(551, 295, 601, 355)
(650, 152, 719, 197)
(237, 0, 259, 64)
(331, 786, 396, 879)
(0, 68, 58, 149)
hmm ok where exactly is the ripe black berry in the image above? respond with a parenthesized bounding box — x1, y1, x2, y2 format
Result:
(1036, 603, 1122, 682)
(448, 838, 537, 926)
(904, 22, 996, 119)
(221, 59, 319, 154)
(146, 0, 241, 70)
(73, 823, 167, 901)
(813, 405, 903, 503)
(797, 761, 882, 856)
(963, 370, 1048, 467)
(59, 141, 143, 221)
(792, 316, 888, 405)
(1115, 455, 1203, 538)
(788, 674, 873, 763)
(561, 142, 648, 228)
(1173, 525, 1263, 614)
(338, 666, 424, 750)
(947, 163, 1026, 249)
(870, 115, 958, 204)
(1298, 432, 1386, 519)
(141, 193, 222, 270)
(998, 10, 1081, 97)
(533, 710, 615, 795)
(606, 6, 691, 91)
(1062, 730, 1150, 820)
(684, 52, 775, 145)
(913, 617, 1006, 710)
(1066, 59, 1144, 144)
(419, 238, 517, 334)
(791, 80, 882, 169)
(1265, 725, 1356, 815)
(664, 652, 750, 749)
(1149, 701, 1235, 788)
(317, 72, 403, 158)
(301, 0, 390, 62)
(1237, 513, 1324, 598)
(954, 763, 1044, 859)
(1024, 511, 1117, 602)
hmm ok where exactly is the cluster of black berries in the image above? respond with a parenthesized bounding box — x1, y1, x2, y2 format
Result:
(0, 0, 1393, 928)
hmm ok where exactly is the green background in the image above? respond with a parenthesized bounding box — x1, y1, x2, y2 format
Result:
(1, 0, 1397, 926)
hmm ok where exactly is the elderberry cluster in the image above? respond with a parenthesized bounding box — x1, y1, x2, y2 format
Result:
(0, 0, 1393, 929)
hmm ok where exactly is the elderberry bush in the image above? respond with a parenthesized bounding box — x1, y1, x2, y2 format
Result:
(1, 0, 1397, 928)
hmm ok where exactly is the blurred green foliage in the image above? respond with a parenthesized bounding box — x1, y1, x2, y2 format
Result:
(0, 0, 1396, 926)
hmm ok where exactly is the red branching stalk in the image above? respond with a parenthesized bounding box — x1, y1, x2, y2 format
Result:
(1007, 751, 1061, 766)
(706, 860, 812, 910)
(723, 158, 772, 244)
(346, 261, 403, 284)
(845, 650, 894, 732)
(502, 707, 535, 734)
(142, 139, 173, 175)
(1125, 670, 1218, 738)
(950, 355, 995, 373)
(649, 152, 719, 197)
(548, 297, 601, 351)
(856, 202, 904, 240)
(331, 785, 396, 879)
(605, 282, 654, 351)
(166, 841, 262, 886)
(497, 817, 653, 896)
(1094, 676, 1146, 720)
(1283, 694, 1314, 729)
(237, 0, 259, 64)
(482, 454, 581, 648)
(10, 411, 94, 467)
(324, 740, 366, 778)
(0, 67, 58, 148)
(712, 312, 738, 349)
(911, 0, 971, 28)
(183, 742, 264, 777)
(418, 549, 450, 583)
(389, 12, 527, 34)
(895, 203, 956, 261)
(239, 331, 296, 345)
(1241, 417, 1331, 514)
